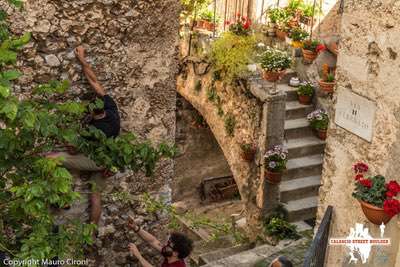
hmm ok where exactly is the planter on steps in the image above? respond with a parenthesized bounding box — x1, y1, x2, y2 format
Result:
(262, 70, 286, 82)
(302, 49, 318, 64)
(265, 170, 283, 184)
(276, 29, 287, 41)
(316, 129, 327, 140)
(298, 95, 312, 105)
(359, 200, 392, 225)
(319, 80, 336, 93)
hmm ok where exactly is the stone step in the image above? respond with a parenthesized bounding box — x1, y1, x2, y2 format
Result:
(284, 118, 314, 139)
(190, 236, 238, 265)
(280, 175, 321, 202)
(285, 101, 314, 120)
(292, 221, 313, 233)
(278, 84, 298, 101)
(285, 196, 318, 222)
(284, 154, 324, 181)
(198, 243, 253, 266)
(285, 136, 325, 159)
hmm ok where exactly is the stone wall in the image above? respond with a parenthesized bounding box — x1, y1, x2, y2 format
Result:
(317, 1, 400, 266)
(4, 0, 179, 266)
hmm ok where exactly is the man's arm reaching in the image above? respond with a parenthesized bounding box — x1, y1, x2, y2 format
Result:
(75, 46, 106, 97)
(128, 216, 162, 252)
(129, 243, 154, 267)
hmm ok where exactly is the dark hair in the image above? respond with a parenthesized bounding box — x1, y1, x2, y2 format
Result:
(92, 108, 105, 115)
(170, 232, 193, 259)
(277, 256, 293, 267)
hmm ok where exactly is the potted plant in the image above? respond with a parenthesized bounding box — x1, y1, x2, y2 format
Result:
(352, 162, 400, 225)
(199, 10, 219, 31)
(260, 47, 292, 82)
(240, 143, 257, 162)
(267, 8, 286, 36)
(264, 145, 288, 184)
(288, 27, 309, 48)
(307, 109, 329, 140)
(302, 39, 325, 64)
(297, 82, 314, 105)
(319, 64, 336, 93)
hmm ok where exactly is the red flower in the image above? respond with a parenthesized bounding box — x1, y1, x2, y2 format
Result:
(359, 178, 372, 188)
(236, 12, 241, 17)
(383, 199, 400, 217)
(386, 190, 396, 198)
(243, 21, 250, 30)
(225, 20, 231, 26)
(353, 162, 369, 174)
(386, 181, 400, 195)
(355, 174, 364, 181)
(316, 44, 326, 53)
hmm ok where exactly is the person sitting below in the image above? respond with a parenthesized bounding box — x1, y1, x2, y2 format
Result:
(127, 216, 193, 267)
(269, 256, 293, 267)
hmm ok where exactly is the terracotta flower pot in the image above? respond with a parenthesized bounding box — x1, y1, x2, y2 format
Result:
(317, 129, 327, 140)
(262, 70, 286, 82)
(319, 80, 336, 93)
(265, 170, 283, 184)
(302, 49, 318, 64)
(241, 148, 256, 162)
(298, 95, 312, 105)
(359, 200, 392, 225)
(276, 29, 287, 41)
(196, 20, 205, 28)
(206, 21, 215, 31)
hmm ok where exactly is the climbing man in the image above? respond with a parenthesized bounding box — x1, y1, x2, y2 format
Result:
(127, 216, 193, 267)
(47, 45, 120, 227)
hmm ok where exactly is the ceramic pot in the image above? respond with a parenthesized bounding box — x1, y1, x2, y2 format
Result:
(317, 129, 327, 140)
(359, 200, 392, 225)
(289, 77, 300, 87)
(262, 70, 286, 82)
(302, 49, 318, 64)
(319, 80, 336, 93)
(265, 170, 283, 184)
(298, 95, 312, 105)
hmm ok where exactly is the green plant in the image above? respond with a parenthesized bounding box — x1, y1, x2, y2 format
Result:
(264, 145, 288, 172)
(352, 162, 400, 216)
(240, 143, 255, 153)
(211, 32, 256, 82)
(289, 27, 309, 41)
(307, 109, 329, 130)
(0, 2, 175, 261)
(300, 2, 323, 18)
(194, 80, 202, 92)
(224, 114, 236, 137)
(199, 9, 220, 23)
(181, 0, 211, 18)
(260, 47, 291, 72)
(207, 86, 217, 102)
(267, 8, 289, 24)
(297, 82, 314, 96)
(227, 15, 252, 36)
(264, 216, 300, 240)
(326, 73, 335, 82)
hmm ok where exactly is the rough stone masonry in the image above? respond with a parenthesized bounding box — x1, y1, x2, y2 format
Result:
(3, 0, 180, 266)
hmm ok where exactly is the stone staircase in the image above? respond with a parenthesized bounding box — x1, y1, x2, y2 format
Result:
(279, 83, 325, 223)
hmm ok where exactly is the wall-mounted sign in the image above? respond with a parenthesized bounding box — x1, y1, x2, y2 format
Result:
(334, 88, 376, 142)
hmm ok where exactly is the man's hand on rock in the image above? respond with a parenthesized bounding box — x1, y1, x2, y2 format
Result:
(128, 215, 141, 232)
(75, 46, 86, 62)
(128, 243, 141, 258)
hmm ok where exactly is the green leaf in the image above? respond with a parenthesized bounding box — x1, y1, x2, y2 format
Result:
(0, 83, 10, 98)
(7, 0, 23, 8)
(0, 10, 7, 21)
(0, 48, 17, 64)
(2, 70, 21, 81)
(0, 101, 18, 120)
(22, 112, 36, 128)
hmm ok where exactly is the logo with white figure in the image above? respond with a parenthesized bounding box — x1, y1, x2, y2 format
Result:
(329, 223, 390, 264)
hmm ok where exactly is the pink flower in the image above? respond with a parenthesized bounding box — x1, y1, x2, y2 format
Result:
(383, 199, 400, 217)
(359, 178, 372, 188)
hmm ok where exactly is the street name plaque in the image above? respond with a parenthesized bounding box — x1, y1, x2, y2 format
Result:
(334, 88, 376, 142)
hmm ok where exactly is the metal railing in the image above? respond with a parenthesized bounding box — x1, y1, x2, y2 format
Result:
(303, 205, 333, 267)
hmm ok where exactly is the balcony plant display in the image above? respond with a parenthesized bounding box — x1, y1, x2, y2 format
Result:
(264, 145, 288, 184)
(319, 64, 336, 93)
(260, 47, 292, 82)
(288, 27, 309, 48)
(352, 162, 400, 225)
(240, 143, 257, 162)
(226, 14, 252, 36)
(198, 9, 219, 31)
(302, 39, 325, 64)
(297, 82, 314, 105)
(307, 109, 329, 140)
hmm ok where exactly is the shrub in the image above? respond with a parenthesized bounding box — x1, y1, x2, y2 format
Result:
(264, 217, 300, 240)
(226, 15, 252, 36)
(240, 143, 255, 153)
(210, 32, 256, 82)
(297, 82, 314, 96)
(199, 9, 220, 23)
(307, 109, 329, 131)
(288, 27, 309, 41)
(267, 8, 289, 24)
(264, 145, 288, 172)
(224, 114, 236, 137)
(194, 80, 202, 92)
(260, 47, 291, 72)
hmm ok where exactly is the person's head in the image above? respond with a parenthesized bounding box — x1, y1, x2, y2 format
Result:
(161, 232, 193, 260)
(269, 256, 293, 267)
